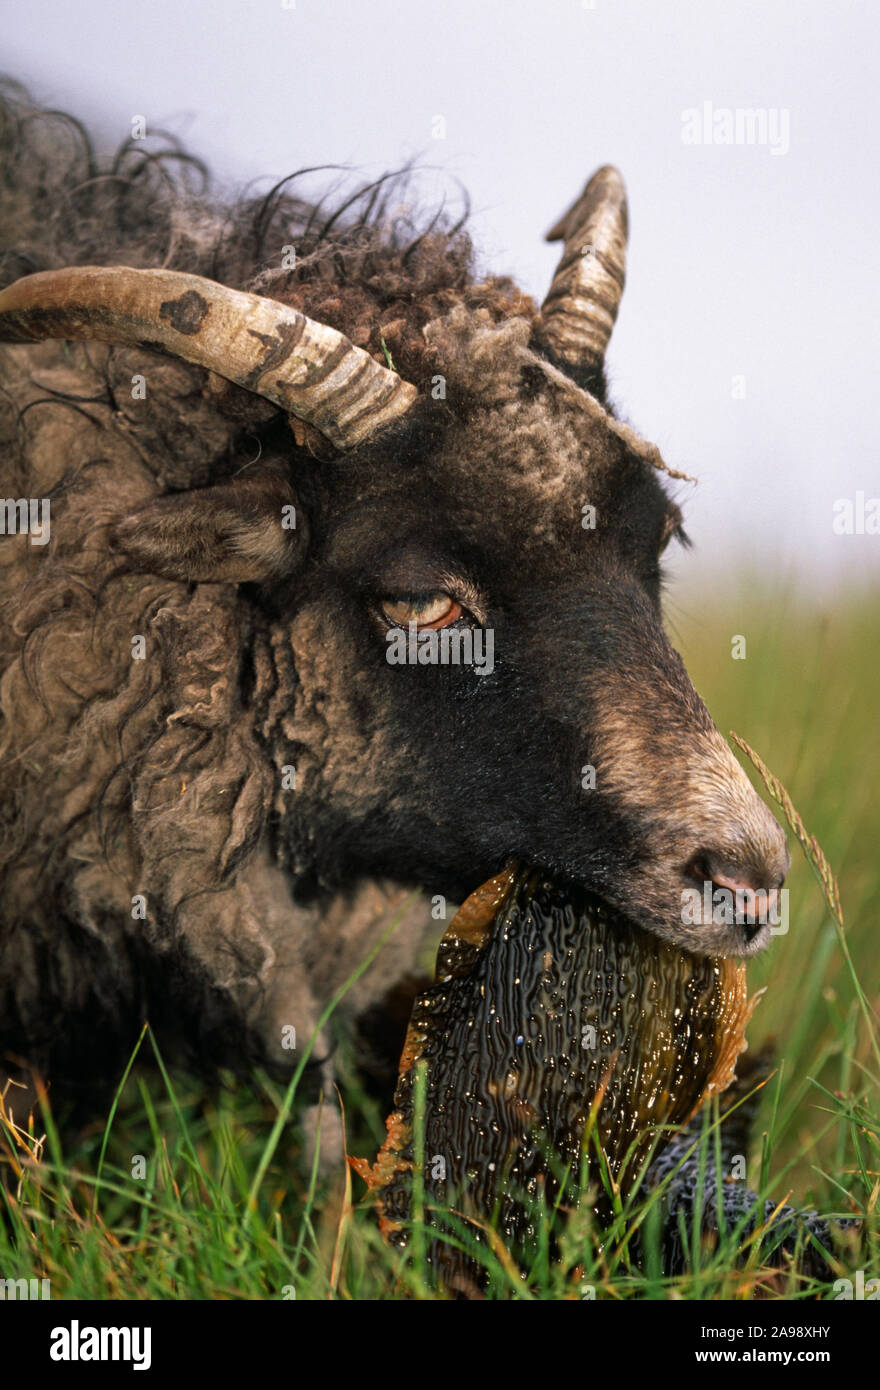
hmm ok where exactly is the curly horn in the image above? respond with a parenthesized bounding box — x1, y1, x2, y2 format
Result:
(539, 165, 628, 373)
(0, 266, 418, 451)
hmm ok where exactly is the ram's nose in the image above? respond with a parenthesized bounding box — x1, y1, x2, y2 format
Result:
(684, 844, 789, 939)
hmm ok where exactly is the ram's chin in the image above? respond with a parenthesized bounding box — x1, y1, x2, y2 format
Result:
(709, 920, 774, 959)
(612, 902, 776, 960)
(440, 858, 777, 959)
(534, 871, 778, 962)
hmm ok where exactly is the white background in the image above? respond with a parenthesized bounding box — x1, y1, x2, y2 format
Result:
(4, 0, 878, 592)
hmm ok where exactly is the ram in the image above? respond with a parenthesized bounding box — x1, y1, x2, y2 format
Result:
(0, 89, 840, 1277)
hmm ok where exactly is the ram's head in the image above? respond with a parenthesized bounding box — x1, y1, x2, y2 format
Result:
(0, 166, 788, 957)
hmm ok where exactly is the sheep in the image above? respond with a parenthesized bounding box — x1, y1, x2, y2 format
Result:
(0, 85, 843, 1276)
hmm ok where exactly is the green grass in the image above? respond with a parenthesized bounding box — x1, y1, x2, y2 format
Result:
(1, 583, 878, 1299)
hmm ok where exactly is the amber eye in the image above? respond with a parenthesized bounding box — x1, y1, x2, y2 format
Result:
(381, 593, 463, 630)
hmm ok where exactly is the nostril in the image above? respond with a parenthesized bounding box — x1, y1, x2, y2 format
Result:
(685, 850, 783, 895)
(684, 852, 714, 888)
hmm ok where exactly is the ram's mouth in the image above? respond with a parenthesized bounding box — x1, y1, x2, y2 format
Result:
(353, 861, 760, 1263)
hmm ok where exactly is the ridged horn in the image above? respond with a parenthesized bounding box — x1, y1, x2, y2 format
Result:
(539, 165, 628, 373)
(0, 266, 418, 451)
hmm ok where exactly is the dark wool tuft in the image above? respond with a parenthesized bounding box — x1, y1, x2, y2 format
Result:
(2, 84, 526, 1086)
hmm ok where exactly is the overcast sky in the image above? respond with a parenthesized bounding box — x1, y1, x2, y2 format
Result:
(5, 0, 878, 592)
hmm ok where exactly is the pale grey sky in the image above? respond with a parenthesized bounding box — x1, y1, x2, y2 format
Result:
(5, 0, 878, 590)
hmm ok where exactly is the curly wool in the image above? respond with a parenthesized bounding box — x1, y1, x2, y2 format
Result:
(0, 85, 536, 1083)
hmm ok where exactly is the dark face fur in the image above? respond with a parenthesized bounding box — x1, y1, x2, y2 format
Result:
(255, 319, 790, 958)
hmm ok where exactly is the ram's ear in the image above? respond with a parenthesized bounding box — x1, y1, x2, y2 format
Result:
(109, 470, 305, 583)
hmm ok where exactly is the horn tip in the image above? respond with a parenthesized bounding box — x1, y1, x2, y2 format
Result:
(544, 164, 628, 243)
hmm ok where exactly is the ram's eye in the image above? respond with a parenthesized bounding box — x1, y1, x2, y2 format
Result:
(381, 593, 463, 630)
